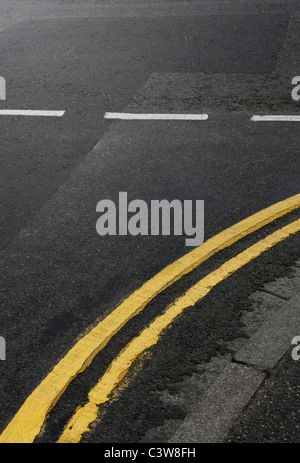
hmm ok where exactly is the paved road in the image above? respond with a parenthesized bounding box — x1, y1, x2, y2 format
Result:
(227, 349, 300, 443)
(0, 0, 299, 444)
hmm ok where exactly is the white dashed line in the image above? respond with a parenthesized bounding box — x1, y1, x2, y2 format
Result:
(0, 110, 65, 117)
(251, 115, 300, 122)
(104, 112, 209, 120)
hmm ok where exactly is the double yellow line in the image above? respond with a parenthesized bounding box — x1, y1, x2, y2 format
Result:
(1, 194, 300, 443)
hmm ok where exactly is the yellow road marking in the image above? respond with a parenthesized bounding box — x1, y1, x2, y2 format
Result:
(0, 194, 299, 443)
(58, 218, 300, 443)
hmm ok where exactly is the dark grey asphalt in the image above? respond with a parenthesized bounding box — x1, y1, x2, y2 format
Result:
(0, 0, 299, 444)
(227, 350, 300, 443)
(0, 12, 288, 248)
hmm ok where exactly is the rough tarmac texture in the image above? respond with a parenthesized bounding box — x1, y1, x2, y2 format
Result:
(168, 264, 300, 443)
(227, 351, 300, 443)
(0, 0, 299, 444)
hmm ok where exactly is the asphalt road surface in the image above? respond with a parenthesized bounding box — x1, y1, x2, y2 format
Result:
(0, 0, 299, 445)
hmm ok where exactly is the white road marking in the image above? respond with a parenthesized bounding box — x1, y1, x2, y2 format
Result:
(251, 115, 300, 122)
(0, 110, 65, 117)
(104, 112, 209, 120)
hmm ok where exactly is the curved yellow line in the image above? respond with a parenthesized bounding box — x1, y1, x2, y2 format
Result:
(58, 218, 300, 443)
(0, 194, 299, 443)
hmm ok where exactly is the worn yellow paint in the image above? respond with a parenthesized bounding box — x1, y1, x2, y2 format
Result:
(0, 194, 299, 443)
(58, 218, 300, 443)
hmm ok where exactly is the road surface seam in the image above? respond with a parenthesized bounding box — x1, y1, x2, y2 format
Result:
(259, 288, 290, 301)
(169, 266, 300, 443)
